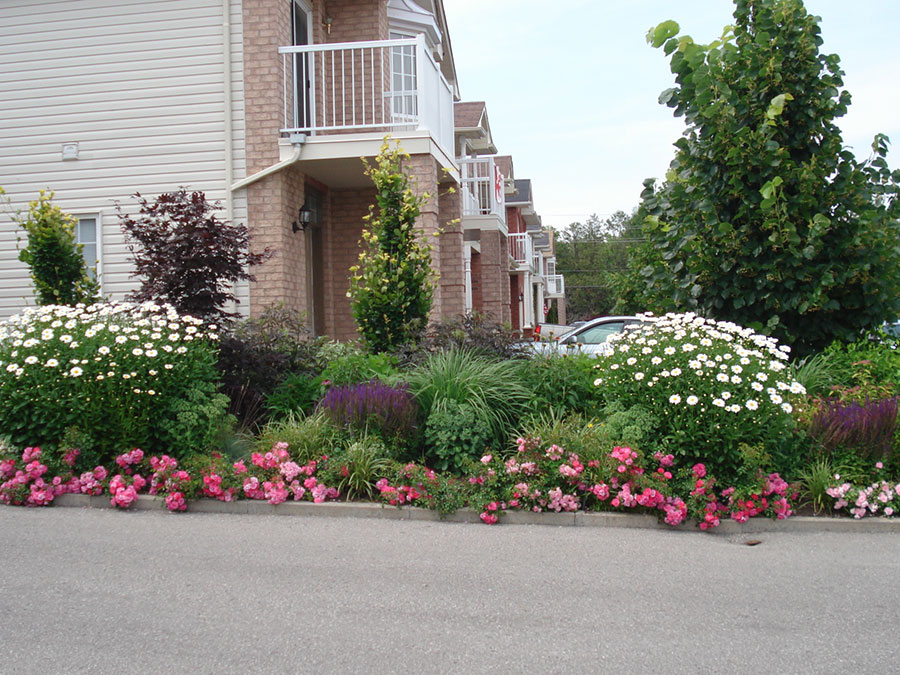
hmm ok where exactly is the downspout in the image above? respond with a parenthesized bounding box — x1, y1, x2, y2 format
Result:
(230, 144, 302, 192)
(222, 0, 234, 221)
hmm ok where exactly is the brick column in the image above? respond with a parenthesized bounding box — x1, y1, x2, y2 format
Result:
(479, 230, 510, 324)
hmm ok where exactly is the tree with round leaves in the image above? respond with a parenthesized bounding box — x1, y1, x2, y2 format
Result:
(626, 0, 900, 354)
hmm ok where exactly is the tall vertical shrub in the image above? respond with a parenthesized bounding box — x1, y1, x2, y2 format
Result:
(349, 140, 435, 353)
(12, 189, 99, 306)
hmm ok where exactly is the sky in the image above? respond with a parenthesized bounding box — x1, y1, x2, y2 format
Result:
(442, 0, 900, 231)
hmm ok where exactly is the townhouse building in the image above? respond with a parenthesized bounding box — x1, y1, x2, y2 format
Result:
(0, 0, 563, 339)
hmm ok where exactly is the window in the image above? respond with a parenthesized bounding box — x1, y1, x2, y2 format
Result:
(75, 215, 100, 284)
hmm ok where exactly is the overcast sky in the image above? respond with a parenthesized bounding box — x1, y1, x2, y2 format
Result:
(443, 0, 900, 230)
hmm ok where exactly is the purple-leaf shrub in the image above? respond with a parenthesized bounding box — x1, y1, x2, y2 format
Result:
(318, 380, 419, 442)
(808, 397, 898, 460)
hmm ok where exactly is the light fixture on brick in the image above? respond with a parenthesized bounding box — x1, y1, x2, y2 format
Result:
(292, 202, 312, 233)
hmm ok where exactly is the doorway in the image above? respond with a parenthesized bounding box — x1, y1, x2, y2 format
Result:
(291, 0, 312, 130)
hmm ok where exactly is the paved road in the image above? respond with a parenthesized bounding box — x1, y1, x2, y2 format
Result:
(1, 507, 898, 674)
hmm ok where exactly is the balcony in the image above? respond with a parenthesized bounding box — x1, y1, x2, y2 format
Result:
(508, 232, 534, 272)
(545, 274, 565, 298)
(459, 156, 506, 232)
(278, 36, 454, 161)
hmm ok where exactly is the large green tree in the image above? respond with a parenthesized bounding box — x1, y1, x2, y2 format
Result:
(626, 0, 900, 353)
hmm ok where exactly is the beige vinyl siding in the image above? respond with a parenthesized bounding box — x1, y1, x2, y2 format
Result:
(0, 0, 250, 317)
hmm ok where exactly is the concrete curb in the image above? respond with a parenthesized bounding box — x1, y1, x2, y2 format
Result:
(47, 493, 900, 534)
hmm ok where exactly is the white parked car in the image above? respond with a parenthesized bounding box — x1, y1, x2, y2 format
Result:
(530, 315, 645, 356)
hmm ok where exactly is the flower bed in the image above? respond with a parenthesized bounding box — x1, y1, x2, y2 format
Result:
(0, 440, 797, 530)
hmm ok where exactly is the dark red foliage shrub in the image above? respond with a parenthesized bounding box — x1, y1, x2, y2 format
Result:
(117, 188, 271, 321)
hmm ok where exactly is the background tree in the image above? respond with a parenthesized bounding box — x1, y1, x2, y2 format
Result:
(554, 211, 640, 320)
(623, 0, 900, 353)
(118, 188, 270, 321)
(349, 141, 436, 353)
(12, 189, 99, 306)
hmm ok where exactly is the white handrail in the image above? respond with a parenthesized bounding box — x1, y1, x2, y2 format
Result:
(279, 38, 453, 156)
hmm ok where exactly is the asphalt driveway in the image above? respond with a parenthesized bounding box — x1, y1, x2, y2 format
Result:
(1, 507, 897, 673)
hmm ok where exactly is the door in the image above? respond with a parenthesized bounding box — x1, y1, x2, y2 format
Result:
(292, 0, 312, 130)
(389, 31, 417, 124)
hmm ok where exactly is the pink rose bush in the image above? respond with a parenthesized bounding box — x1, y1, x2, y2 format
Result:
(1, 446, 108, 506)
(1, 442, 341, 512)
(827, 464, 900, 518)
(375, 436, 796, 528)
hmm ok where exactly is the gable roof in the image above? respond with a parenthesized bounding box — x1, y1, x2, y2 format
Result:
(454, 101, 497, 155)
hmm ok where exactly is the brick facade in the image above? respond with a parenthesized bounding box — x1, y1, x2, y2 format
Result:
(239, 0, 482, 340)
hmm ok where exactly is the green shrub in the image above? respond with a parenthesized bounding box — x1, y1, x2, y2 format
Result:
(319, 435, 392, 501)
(319, 349, 399, 388)
(595, 402, 663, 456)
(424, 400, 494, 473)
(594, 312, 806, 482)
(14, 190, 99, 306)
(265, 372, 322, 419)
(406, 347, 531, 472)
(0, 302, 229, 466)
(396, 312, 529, 365)
(520, 352, 603, 416)
(217, 304, 325, 428)
(823, 335, 900, 400)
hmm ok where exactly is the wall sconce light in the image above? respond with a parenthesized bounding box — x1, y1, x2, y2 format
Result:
(518, 293, 524, 302)
(292, 203, 312, 233)
(323, 15, 333, 35)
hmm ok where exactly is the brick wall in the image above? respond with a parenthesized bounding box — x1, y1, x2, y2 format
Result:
(438, 181, 465, 320)
(246, 166, 309, 318)
(479, 229, 510, 324)
(325, 187, 372, 340)
(470, 250, 482, 311)
(326, 0, 387, 43)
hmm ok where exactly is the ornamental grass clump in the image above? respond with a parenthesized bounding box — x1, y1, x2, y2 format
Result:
(405, 347, 532, 472)
(0, 302, 230, 466)
(594, 312, 806, 481)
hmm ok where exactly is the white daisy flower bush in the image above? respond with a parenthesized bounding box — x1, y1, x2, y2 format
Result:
(0, 302, 230, 468)
(594, 312, 806, 481)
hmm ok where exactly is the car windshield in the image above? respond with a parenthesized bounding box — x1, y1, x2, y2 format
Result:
(576, 322, 625, 344)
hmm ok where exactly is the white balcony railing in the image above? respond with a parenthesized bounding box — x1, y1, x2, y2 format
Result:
(508, 232, 533, 272)
(458, 156, 506, 222)
(279, 35, 454, 156)
(545, 274, 565, 298)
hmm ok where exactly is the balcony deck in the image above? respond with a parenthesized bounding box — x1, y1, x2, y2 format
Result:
(278, 36, 453, 162)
